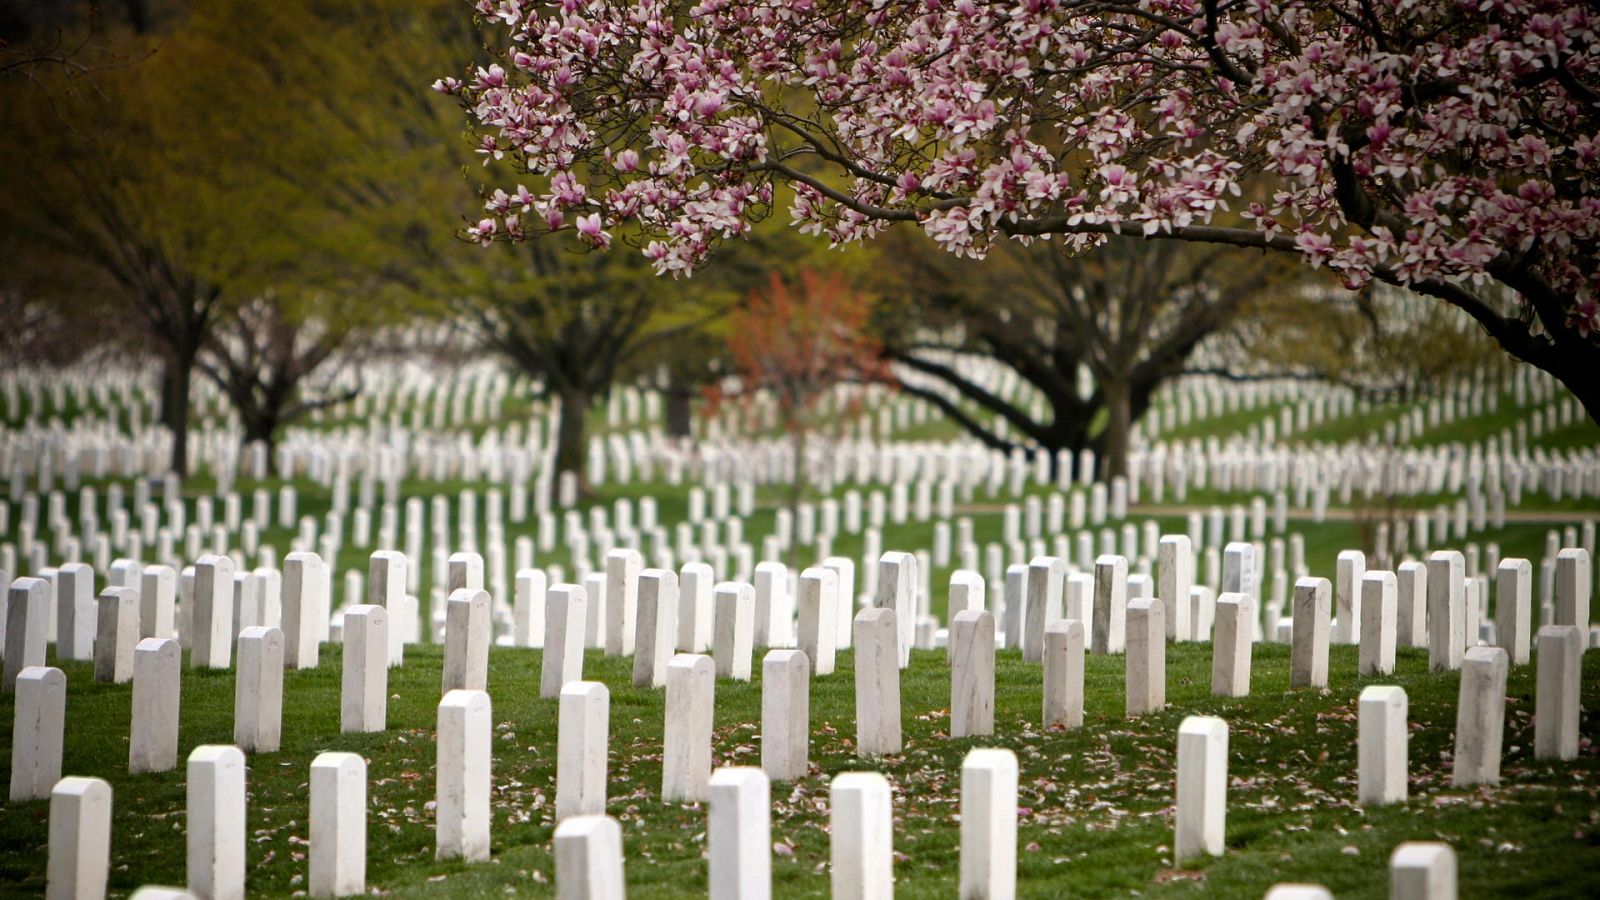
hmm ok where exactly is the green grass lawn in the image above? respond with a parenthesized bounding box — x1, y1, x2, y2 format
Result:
(5, 380, 1596, 897)
(1, 638, 1596, 898)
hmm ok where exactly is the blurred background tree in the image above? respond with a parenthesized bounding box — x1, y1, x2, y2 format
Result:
(724, 268, 889, 515)
(873, 227, 1319, 480)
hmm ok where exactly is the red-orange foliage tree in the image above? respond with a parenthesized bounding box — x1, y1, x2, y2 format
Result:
(726, 270, 889, 507)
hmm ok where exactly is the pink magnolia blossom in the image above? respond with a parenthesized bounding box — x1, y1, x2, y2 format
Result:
(443, 0, 1600, 412)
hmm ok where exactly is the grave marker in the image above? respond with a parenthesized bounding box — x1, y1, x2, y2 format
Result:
(634, 569, 678, 688)
(94, 586, 139, 683)
(854, 608, 902, 757)
(436, 690, 492, 862)
(10, 666, 65, 801)
(1534, 625, 1581, 760)
(340, 606, 388, 733)
(950, 610, 996, 737)
(441, 588, 491, 694)
(1174, 716, 1227, 864)
(129, 638, 180, 773)
(1359, 571, 1397, 676)
(542, 585, 587, 698)
(959, 748, 1017, 900)
(708, 768, 770, 900)
(557, 681, 609, 821)
(187, 745, 246, 900)
(1358, 685, 1407, 806)
(761, 649, 810, 781)
(233, 626, 284, 753)
(47, 776, 112, 900)
(713, 582, 754, 681)
(831, 772, 893, 900)
(1291, 577, 1330, 689)
(662, 653, 715, 802)
(1451, 646, 1509, 786)
(1211, 593, 1252, 698)
(1127, 598, 1166, 713)
(309, 752, 366, 898)
(553, 815, 625, 900)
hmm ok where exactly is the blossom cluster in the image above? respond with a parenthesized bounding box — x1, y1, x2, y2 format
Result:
(442, 0, 1600, 339)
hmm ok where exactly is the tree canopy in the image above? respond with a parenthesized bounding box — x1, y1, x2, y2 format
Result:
(444, 0, 1600, 421)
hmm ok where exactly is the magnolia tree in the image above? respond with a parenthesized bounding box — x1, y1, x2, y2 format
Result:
(441, 0, 1600, 420)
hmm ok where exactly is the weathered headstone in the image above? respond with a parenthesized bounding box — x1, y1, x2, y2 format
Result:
(56, 562, 96, 662)
(1211, 593, 1252, 698)
(1451, 645, 1509, 786)
(233, 626, 284, 753)
(678, 562, 715, 653)
(662, 653, 715, 802)
(831, 772, 893, 899)
(1174, 716, 1227, 864)
(192, 555, 235, 670)
(281, 552, 325, 670)
(634, 569, 679, 688)
(1023, 556, 1063, 663)
(140, 564, 178, 642)
(436, 689, 491, 862)
(1495, 558, 1532, 665)
(761, 649, 810, 781)
(1043, 619, 1085, 729)
(441, 588, 491, 694)
(1158, 535, 1194, 642)
(129, 638, 181, 773)
(950, 610, 996, 737)
(708, 768, 770, 900)
(604, 548, 641, 657)
(753, 561, 791, 649)
(94, 587, 140, 683)
(340, 606, 388, 733)
(47, 776, 112, 900)
(1554, 548, 1591, 634)
(1359, 571, 1397, 676)
(1358, 685, 1407, 806)
(1427, 550, 1466, 672)
(553, 815, 625, 900)
(309, 752, 366, 898)
(1290, 577, 1330, 689)
(1389, 842, 1457, 900)
(1333, 550, 1365, 645)
(10, 665, 65, 801)
(875, 552, 917, 668)
(367, 551, 407, 667)
(1126, 598, 1166, 713)
(1396, 560, 1427, 649)
(1534, 625, 1582, 760)
(854, 607, 902, 757)
(4, 577, 49, 693)
(187, 745, 246, 900)
(713, 582, 754, 681)
(959, 748, 1017, 900)
(557, 681, 609, 822)
(542, 585, 587, 699)
(513, 568, 548, 648)
(1091, 555, 1127, 654)
(796, 566, 839, 676)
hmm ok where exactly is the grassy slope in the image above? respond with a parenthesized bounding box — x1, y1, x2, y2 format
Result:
(2, 387, 1597, 896)
(1, 637, 1597, 898)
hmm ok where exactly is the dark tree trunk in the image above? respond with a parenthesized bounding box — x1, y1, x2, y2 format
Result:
(665, 382, 694, 439)
(165, 358, 193, 477)
(241, 414, 279, 478)
(555, 386, 590, 490)
(1100, 376, 1131, 483)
